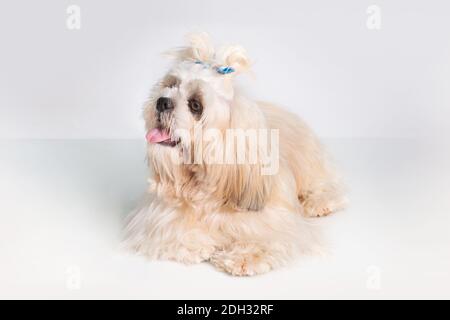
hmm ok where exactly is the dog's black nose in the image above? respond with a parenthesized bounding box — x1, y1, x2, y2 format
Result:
(156, 97, 174, 112)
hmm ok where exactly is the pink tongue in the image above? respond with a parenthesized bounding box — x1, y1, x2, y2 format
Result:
(146, 128, 171, 143)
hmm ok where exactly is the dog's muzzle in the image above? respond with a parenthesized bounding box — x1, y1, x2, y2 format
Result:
(156, 97, 174, 113)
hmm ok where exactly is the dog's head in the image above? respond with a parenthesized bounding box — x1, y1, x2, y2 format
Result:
(144, 33, 251, 148)
(144, 33, 273, 211)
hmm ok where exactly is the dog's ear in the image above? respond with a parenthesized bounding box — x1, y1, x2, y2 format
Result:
(165, 32, 215, 62)
(216, 45, 251, 75)
(206, 99, 272, 211)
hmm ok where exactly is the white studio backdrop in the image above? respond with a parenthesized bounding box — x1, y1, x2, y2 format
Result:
(0, 0, 449, 140)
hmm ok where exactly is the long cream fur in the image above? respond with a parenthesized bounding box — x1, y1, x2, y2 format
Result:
(125, 34, 346, 276)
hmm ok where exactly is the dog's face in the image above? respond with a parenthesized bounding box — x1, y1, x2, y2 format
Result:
(144, 60, 233, 152)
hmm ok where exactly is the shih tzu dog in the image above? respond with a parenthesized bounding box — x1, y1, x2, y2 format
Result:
(125, 33, 346, 276)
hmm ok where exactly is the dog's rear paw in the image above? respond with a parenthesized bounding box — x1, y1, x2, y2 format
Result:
(301, 192, 347, 217)
(305, 205, 333, 217)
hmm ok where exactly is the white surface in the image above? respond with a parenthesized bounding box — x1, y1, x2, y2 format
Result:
(1, 0, 450, 139)
(1, 138, 449, 299)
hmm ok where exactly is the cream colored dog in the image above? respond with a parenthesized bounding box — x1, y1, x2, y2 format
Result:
(125, 33, 346, 276)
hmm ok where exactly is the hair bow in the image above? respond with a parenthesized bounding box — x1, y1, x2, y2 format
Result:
(195, 61, 235, 75)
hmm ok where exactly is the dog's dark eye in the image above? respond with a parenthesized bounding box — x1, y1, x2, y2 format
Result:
(188, 99, 203, 116)
(163, 75, 180, 88)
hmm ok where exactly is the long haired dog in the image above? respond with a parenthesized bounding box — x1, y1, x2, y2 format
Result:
(125, 34, 346, 276)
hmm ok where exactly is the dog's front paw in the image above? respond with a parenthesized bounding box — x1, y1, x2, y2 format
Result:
(160, 244, 215, 265)
(210, 244, 274, 276)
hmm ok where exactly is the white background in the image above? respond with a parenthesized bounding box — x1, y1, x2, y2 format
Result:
(1, 0, 450, 139)
(0, 0, 450, 299)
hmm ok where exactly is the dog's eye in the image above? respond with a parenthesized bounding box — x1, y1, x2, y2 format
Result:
(163, 75, 180, 88)
(188, 99, 203, 116)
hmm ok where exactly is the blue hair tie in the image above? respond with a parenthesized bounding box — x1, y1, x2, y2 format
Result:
(194, 60, 235, 75)
(216, 66, 235, 75)
(194, 60, 210, 68)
